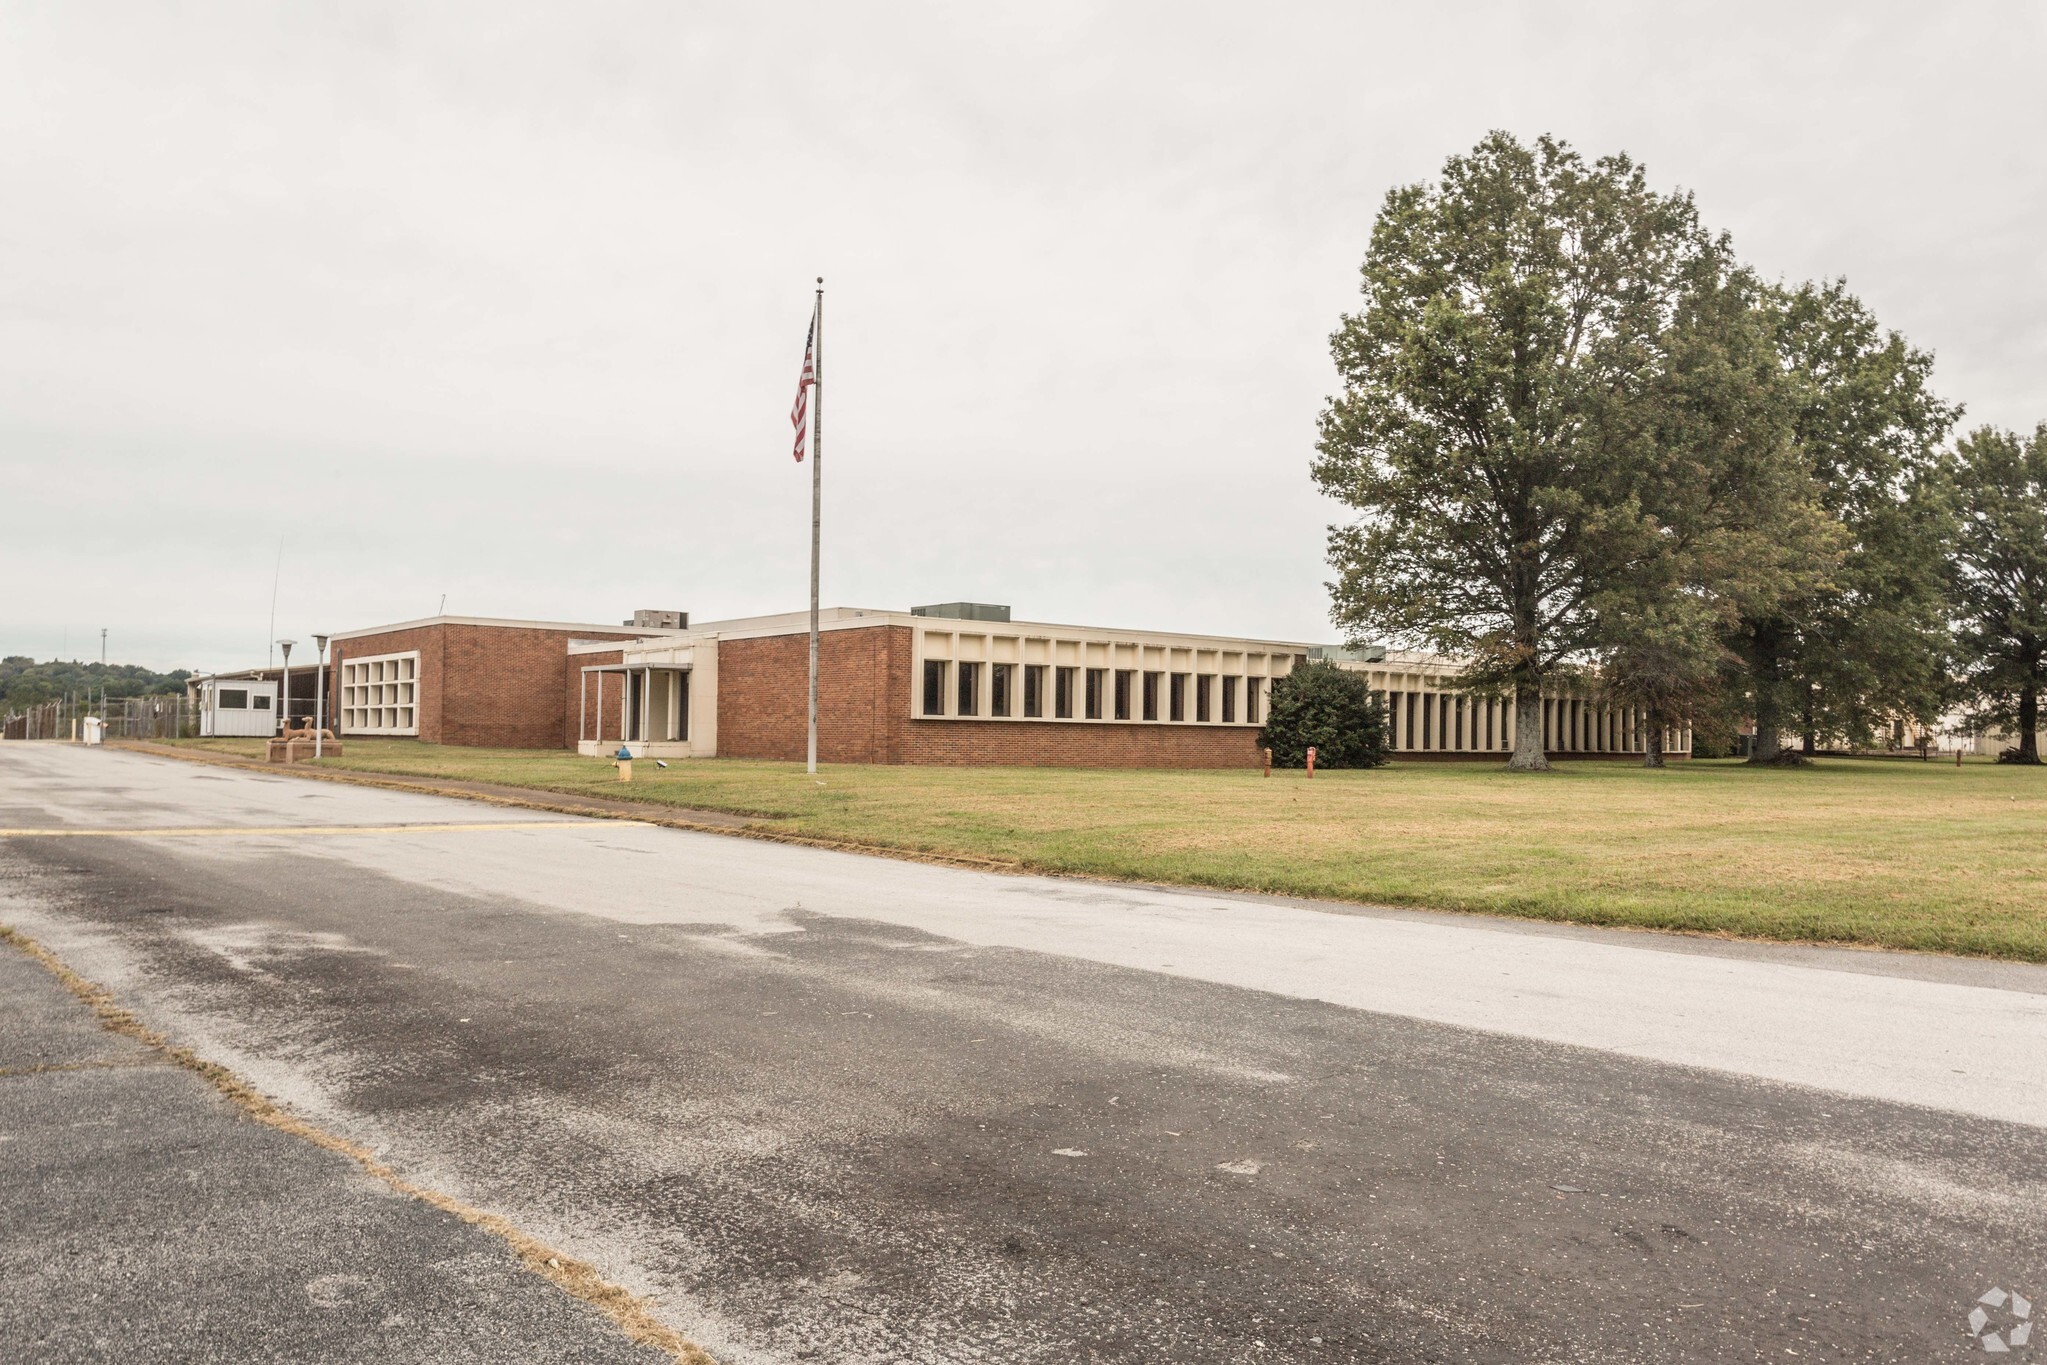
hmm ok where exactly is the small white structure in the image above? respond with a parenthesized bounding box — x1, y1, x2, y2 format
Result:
(192, 675, 279, 737)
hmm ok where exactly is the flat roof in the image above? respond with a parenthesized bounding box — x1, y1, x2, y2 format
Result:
(570, 607, 1320, 656)
(328, 615, 681, 644)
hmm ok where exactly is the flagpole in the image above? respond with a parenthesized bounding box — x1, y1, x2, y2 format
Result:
(807, 278, 823, 775)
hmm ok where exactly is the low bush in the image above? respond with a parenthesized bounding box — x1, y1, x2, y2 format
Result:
(1258, 661, 1389, 769)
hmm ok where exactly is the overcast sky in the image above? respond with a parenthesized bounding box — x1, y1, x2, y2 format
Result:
(4, 2, 2043, 671)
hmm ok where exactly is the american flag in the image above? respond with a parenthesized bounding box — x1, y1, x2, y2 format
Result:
(790, 312, 816, 463)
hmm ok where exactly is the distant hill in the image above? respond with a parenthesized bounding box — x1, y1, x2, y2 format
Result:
(1, 656, 192, 711)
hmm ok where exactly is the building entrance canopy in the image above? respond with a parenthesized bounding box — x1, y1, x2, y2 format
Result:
(578, 662, 690, 757)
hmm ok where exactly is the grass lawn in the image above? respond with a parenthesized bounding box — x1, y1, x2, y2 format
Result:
(162, 738, 2047, 961)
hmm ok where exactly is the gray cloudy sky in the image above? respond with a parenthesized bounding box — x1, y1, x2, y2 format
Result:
(4, 2, 2043, 671)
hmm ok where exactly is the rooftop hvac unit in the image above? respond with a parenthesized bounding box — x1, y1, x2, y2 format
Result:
(910, 602, 1012, 623)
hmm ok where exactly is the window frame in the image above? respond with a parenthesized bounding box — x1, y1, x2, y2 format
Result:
(990, 663, 1013, 718)
(956, 661, 981, 717)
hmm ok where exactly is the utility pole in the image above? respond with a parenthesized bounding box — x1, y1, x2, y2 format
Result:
(277, 639, 295, 737)
(807, 278, 823, 775)
(312, 634, 328, 759)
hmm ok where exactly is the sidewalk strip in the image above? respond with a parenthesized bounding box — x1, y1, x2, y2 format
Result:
(0, 820, 626, 839)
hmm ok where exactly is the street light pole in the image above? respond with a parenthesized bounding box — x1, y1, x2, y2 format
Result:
(312, 634, 328, 759)
(276, 639, 295, 738)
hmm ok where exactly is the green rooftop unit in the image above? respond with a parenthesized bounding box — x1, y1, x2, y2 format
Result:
(910, 602, 1012, 623)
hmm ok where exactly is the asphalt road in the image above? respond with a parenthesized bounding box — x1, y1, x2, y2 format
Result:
(3, 744, 2043, 1363)
(0, 940, 669, 1365)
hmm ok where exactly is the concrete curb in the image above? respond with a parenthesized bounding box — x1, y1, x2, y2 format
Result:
(102, 741, 2044, 975)
(110, 740, 1032, 875)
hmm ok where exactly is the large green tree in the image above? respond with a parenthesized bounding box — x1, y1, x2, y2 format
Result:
(1944, 423, 2047, 763)
(1588, 270, 1839, 766)
(1734, 282, 1958, 760)
(0, 657, 191, 712)
(1315, 131, 1818, 770)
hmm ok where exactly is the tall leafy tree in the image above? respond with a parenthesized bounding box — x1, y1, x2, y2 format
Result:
(1315, 131, 1815, 770)
(1945, 424, 2047, 763)
(1588, 269, 1839, 766)
(1734, 282, 1958, 760)
(0, 657, 191, 711)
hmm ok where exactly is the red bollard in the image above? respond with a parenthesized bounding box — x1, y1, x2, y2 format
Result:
(1263, 747, 1272, 778)
(1306, 746, 1317, 778)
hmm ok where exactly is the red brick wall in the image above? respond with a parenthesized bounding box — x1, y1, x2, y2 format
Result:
(716, 627, 906, 763)
(332, 625, 650, 750)
(565, 648, 626, 747)
(442, 625, 649, 748)
(714, 625, 1264, 769)
(328, 625, 450, 744)
(900, 719, 1262, 768)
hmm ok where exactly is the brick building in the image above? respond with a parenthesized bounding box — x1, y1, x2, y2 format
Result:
(326, 615, 677, 749)
(323, 604, 1689, 767)
(567, 605, 1303, 768)
(568, 603, 1691, 766)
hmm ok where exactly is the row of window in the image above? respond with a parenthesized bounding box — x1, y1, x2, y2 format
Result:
(1381, 689, 1679, 752)
(212, 688, 271, 711)
(921, 661, 1263, 724)
(340, 651, 421, 735)
(1384, 690, 1507, 752)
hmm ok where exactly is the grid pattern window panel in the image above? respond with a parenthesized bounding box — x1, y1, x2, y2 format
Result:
(914, 628, 1291, 727)
(339, 651, 421, 735)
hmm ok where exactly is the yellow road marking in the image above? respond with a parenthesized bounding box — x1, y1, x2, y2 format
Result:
(0, 821, 628, 839)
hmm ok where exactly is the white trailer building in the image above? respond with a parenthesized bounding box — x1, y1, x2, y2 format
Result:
(189, 673, 280, 737)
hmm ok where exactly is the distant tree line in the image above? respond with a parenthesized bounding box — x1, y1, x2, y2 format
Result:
(0, 657, 192, 713)
(1315, 132, 2047, 768)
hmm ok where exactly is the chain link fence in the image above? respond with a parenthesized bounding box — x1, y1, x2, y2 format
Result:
(2, 695, 200, 741)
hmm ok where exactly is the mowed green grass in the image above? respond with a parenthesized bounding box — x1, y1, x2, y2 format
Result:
(167, 738, 2047, 960)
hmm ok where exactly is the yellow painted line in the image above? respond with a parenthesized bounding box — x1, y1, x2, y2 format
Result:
(0, 821, 631, 839)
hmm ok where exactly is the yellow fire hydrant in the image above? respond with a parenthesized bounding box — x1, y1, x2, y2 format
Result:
(615, 745, 634, 783)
